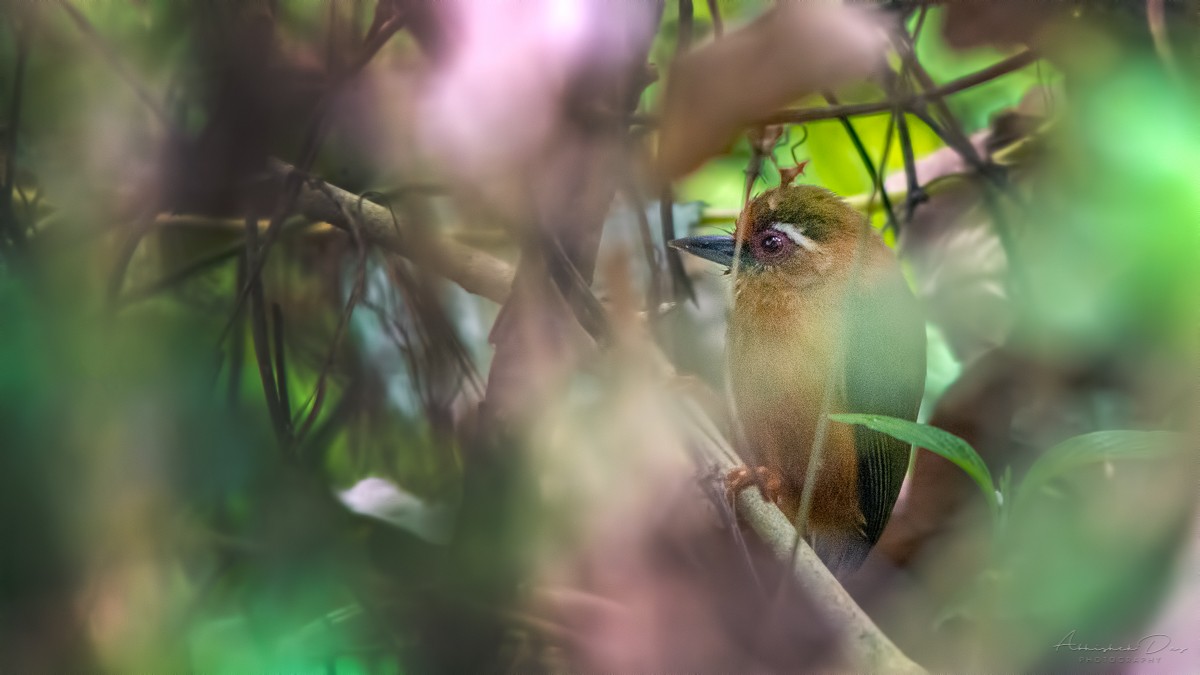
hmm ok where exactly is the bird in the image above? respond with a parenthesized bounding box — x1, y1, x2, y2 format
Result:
(670, 184, 926, 574)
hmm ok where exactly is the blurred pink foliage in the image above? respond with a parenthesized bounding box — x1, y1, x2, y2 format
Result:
(417, 0, 659, 208)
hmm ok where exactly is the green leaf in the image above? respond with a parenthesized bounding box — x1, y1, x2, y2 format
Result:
(830, 413, 997, 512)
(1014, 430, 1181, 509)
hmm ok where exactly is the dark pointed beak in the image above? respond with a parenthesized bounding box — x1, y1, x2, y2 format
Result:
(668, 234, 737, 268)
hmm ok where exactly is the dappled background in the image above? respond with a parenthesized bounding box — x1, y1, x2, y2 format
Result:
(0, 1, 1198, 673)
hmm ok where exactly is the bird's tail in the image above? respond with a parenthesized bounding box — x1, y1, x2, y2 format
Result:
(810, 528, 871, 578)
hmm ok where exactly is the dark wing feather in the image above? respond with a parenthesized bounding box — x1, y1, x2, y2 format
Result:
(844, 268, 927, 548)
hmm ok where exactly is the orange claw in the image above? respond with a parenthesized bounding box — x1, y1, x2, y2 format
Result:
(724, 465, 785, 508)
(724, 466, 754, 504)
(755, 466, 784, 506)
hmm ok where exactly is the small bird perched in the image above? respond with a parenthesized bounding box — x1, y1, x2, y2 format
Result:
(671, 185, 926, 574)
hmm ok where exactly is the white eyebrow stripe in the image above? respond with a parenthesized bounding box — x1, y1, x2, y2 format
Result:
(770, 222, 821, 252)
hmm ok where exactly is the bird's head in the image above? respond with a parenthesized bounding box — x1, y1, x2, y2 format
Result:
(670, 185, 866, 287)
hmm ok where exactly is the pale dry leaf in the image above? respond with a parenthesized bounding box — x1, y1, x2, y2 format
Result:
(416, 0, 659, 215)
(656, 4, 887, 180)
(338, 477, 454, 544)
(941, 1, 1063, 51)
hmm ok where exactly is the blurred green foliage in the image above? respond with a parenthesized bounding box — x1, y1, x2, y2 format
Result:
(1, 1, 1196, 673)
(676, 8, 1047, 213)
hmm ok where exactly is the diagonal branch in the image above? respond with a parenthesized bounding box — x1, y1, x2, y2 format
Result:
(273, 161, 515, 304)
(292, 185, 369, 445)
(891, 25, 990, 178)
(627, 50, 1036, 128)
(679, 397, 926, 674)
(244, 213, 290, 444)
(704, 0, 723, 38)
(761, 50, 1037, 126)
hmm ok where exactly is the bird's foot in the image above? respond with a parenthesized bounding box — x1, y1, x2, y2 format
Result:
(725, 465, 784, 508)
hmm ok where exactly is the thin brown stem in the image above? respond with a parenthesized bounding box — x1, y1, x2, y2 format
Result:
(227, 253, 247, 407)
(627, 52, 1037, 131)
(704, 0, 723, 38)
(105, 209, 160, 309)
(761, 50, 1037, 125)
(270, 302, 292, 431)
(823, 91, 900, 233)
(676, 0, 694, 55)
(883, 66, 926, 222)
(293, 184, 370, 445)
(244, 213, 288, 445)
(660, 185, 695, 304)
(622, 177, 664, 316)
(894, 29, 984, 171)
(219, 9, 405, 349)
(118, 239, 242, 309)
(277, 161, 514, 304)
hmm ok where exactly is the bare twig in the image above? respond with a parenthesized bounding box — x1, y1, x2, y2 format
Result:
(277, 161, 514, 304)
(742, 126, 783, 205)
(293, 184, 371, 444)
(383, 260, 482, 427)
(359, 0, 408, 61)
(875, 113, 898, 226)
(902, 106, 1014, 201)
(879, 66, 926, 223)
(660, 185, 695, 304)
(622, 176, 664, 314)
(270, 302, 292, 425)
(666, 0, 693, 297)
(822, 90, 900, 233)
(760, 50, 1038, 126)
(387, 191, 486, 416)
(910, 4, 930, 44)
(896, 112, 923, 221)
(298, 376, 361, 466)
(227, 252, 247, 407)
(244, 213, 289, 445)
(629, 51, 1037, 129)
(113, 217, 318, 310)
(679, 398, 926, 674)
(221, 7, 407, 348)
(704, 0, 723, 38)
(220, 171, 303, 345)
(118, 238, 242, 309)
(676, 0, 694, 55)
(893, 30, 986, 173)
(537, 231, 614, 344)
(105, 209, 160, 309)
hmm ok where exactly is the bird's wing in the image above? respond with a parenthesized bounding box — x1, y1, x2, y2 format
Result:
(843, 268, 927, 548)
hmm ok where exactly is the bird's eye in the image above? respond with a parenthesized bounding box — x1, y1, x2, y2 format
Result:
(753, 230, 794, 261)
